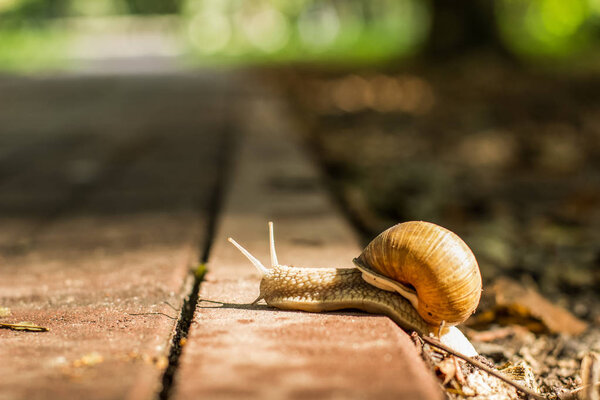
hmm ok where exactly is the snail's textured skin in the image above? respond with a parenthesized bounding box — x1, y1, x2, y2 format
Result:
(260, 265, 432, 335)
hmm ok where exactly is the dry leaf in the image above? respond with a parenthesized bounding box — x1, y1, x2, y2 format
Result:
(0, 321, 48, 332)
(469, 278, 588, 335)
(498, 360, 540, 394)
(435, 357, 458, 385)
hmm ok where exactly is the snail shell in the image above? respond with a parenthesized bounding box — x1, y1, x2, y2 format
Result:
(353, 221, 481, 326)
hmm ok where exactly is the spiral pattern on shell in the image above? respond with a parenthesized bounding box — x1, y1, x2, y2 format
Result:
(355, 221, 482, 326)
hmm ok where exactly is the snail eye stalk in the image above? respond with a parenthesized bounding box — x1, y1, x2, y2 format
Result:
(268, 221, 278, 267)
(227, 237, 268, 275)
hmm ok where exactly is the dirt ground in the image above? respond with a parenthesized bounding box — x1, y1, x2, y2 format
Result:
(275, 54, 600, 399)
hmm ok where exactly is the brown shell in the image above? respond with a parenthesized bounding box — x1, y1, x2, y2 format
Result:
(355, 221, 482, 326)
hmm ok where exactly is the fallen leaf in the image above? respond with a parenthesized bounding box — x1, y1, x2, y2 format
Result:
(499, 360, 540, 394)
(0, 321, 48, 332)
(467, 326, 530, 342)
(435, 357, 457, 385)
(468, 278, 588, 335)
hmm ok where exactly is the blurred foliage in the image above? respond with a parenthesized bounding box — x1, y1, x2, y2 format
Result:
(496, 0, 597, 58)
(181, 0, 430, 65)
(124, 0, 181, 15)
(0, 0, 69, 71)
(0, 0, 599, 72)
(0, 0, 182, 20)
(0, 0, 64, 29)
(0, 27, 67, 71)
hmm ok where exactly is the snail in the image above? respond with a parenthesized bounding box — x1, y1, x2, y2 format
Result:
(228, 221, 482, 356)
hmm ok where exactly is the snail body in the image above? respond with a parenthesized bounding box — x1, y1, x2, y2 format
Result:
(228, 221, 481, 356)
(259, 265, 430, 333)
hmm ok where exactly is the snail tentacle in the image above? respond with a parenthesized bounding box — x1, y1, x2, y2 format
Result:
(268, 221, 278, 267)
(227, 237, 269, 275)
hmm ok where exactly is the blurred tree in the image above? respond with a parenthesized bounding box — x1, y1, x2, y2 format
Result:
(426, 0, 505, 58)
(496, 0, 594, 58)
(428, 0, 600, 60)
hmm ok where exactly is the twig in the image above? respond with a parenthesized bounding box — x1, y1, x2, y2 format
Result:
(127, 312, 177, 320)
(559, 383, 600, 400)
(163, 301, 179, 312)
(421, 335, 545, 400)
(197, 299, 224, 305)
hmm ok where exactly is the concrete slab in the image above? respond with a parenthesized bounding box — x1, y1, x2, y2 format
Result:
(173, 95, 443, 399)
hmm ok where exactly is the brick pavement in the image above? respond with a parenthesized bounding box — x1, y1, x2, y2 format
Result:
(172, 97, 443, 399)
(0, 74, 227, 400)
(0, 72, 443, 399)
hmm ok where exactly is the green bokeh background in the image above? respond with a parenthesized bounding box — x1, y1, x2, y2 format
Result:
(1, 0, 599, 72)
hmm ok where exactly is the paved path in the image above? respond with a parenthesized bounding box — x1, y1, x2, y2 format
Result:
(0, 72, 442, 399)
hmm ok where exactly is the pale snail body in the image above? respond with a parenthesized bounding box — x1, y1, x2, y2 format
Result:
(228, 221, 481, 356)
(260, 266, 430, 333)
